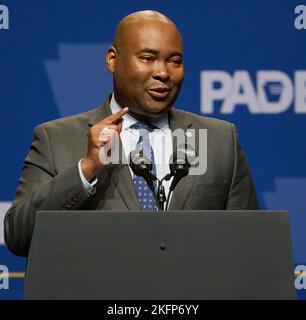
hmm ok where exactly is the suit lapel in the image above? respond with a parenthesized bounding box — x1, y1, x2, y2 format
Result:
(88, 97, 140, 210)
(103, 162, 140, 210)
(168, 108, 194, 210)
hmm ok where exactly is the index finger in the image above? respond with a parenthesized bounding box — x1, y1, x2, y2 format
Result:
(105, 107, 129, 124)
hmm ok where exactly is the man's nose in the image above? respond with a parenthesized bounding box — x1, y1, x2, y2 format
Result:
(152, 62, 170, 82)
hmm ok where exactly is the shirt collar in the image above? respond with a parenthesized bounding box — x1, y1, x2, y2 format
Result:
(109, 93, 170, 132)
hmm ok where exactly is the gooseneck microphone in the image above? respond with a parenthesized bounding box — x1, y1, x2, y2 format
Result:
(129, 150, 156, 185)
(129, 150, 162, 210)
(169, 148, 191, 191)
(165, 145, 194, 210)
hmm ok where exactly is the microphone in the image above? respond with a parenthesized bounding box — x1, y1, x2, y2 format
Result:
(129, 150, 157, 193)
(164, 145, 195, 211)
(129, 150, 164, 210)
(169, 145, 195, 191)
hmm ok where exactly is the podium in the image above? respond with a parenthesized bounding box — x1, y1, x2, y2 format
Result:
(24, 210, 296, 300)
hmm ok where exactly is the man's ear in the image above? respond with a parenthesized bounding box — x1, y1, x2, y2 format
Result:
(105, 46, 117, 73)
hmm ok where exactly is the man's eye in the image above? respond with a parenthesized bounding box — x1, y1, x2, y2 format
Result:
(140, 56, 155, 62)
(169, 59, 182, 66)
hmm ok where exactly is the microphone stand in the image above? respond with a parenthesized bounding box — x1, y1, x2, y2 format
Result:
(156, 174, 172, 211)
(157, 183, 166, 210)
(145, 174, 164, 211)
(158, 174, 172, 211)
(151, 160, 190, 211)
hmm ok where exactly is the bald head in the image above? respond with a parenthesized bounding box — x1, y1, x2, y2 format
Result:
(113, 10, 182, 49)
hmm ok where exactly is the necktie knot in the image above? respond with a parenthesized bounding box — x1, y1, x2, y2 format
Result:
(131, 121, 157, 133)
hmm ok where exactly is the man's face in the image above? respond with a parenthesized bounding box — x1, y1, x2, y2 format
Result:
(107, 20, 184, 121)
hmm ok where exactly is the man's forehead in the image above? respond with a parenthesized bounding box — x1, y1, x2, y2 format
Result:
(117, 20, 183, 52)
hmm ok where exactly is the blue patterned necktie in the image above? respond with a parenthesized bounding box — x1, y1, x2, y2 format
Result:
(131, 121, 158, 211)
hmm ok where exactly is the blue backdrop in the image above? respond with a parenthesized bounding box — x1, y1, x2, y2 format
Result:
(0, 0, 305, 299)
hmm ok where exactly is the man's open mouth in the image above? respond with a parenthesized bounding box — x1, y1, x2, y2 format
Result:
(147, 87, 171, 99)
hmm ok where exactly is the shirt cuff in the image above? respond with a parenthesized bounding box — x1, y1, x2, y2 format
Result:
(78, 159, 97, 195)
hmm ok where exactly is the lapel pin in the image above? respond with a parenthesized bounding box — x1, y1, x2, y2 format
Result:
(186, 131, 193, 138)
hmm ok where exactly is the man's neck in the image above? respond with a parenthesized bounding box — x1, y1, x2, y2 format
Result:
(110, 93, 169, 130)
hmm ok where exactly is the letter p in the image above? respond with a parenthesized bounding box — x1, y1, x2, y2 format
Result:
(201, 71, 232, 114)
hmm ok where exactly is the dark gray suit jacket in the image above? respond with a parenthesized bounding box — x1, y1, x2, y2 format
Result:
(4, 97, 258, 256)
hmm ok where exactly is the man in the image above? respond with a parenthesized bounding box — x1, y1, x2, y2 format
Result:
(4, 10, 258, 257)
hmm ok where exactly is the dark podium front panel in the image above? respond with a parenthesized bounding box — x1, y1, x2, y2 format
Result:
(24, 211, 296, 300)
